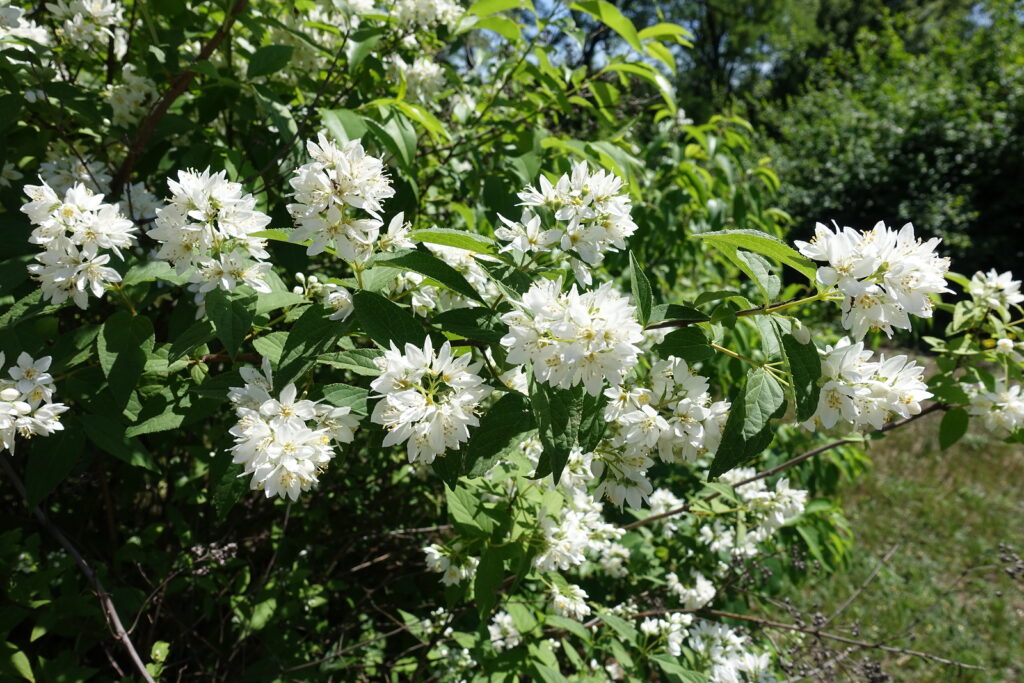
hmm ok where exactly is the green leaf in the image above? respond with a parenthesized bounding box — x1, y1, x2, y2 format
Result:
(434, 308, 507, 343)
(653, 326, 714, 363)
(475, 547, 504, 618)
(346, 26, 385, 73)
(650, 654, 707, 683)
(693, 229, 817, 281)
(205, 290, 254, 357)
(939, 408, 969, 450)
(649, 304, 709, 325)
(409, 228, 498, 256)
(571, 1, 643, 53)
(628, 251, 653, 326)
(316, 348, 383, 375)
(466, 0, 533, 16)
(446, 486, 494, 537)
(708, 367, 786, 479)
(597, 613, 638, 645)
(735, 250, 781, 302)
(465, 393, 535, 477)
(321, 108, 368, 143)
(254, 291, 306, 315)
(80, 414, 158, 471)
(545, 615, 591, 642)
(352, 290, 424, 348)
(247, 45, 293, 78)
(529, 382, 599, 483)
(322, 383, 369, 416)
(169, 320, 215, 363)
(373, 248, 484, 303)
(277, 305, 350, 389)
(121, 260, 190, 286)
(252, 331, 287, 365)
(97, 312, 155, 408)
(25, 421, 83, 508)
(780, 333, 821, 422)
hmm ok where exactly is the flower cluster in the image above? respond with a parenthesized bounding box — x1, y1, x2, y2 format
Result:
(795, 221, 950, 338)
(702, 468, 809, 558)
(392, 0, 463, 30)
(396, 242, 497, 316)
(666, 570, 716, 610)
(0, 4, 49, 46)
(105, 64, 157, 127)
(21, 181, 137, 309)
(1, 353, 67, 454)
(588, 357, 730, 508)
(689, 621, 772, 683)
(967, 379, 1024, 436)
(503, 162, 638, 284)
(968, 269, 1023, 314)
(550, 583, 591, 621)
(487, 611, 520, 652)
(640, 612, 693, 656)
(47, 0, 123, 49)
(534, 490, 624, 572)
(389, 56, 446, 103)
(148, 168, 272, 307)
(227, 359, 359, 500)
(370, 338, 489, 464)
(423, 543, 479, 586)
(292, 273, 356, 322)
(501, 279, 643, 396)
(287, 134, 396, 262)
(805, 337, 931, 431)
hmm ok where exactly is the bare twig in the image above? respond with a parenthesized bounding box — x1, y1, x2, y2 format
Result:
(703, 608, 985, 672)
(623, 403, 948, 531)
(1, 458, 157, 683)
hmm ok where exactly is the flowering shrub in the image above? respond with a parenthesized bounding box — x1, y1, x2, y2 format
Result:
(0, 0, 1021, 680)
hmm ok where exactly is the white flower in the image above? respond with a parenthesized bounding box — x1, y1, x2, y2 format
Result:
(148, 168, 272, 305)
(392, 0, 463, 29)
(967, 379, 1024, 436)
(46, 0, 124, 48)
(666, 570, 716, 610)
(968, 269, 1024, 312)
(389, 56, 446, 103)
(423, 543, 479, 585)
(804, 337, 931, 432)
(21, 181, 136, 309)
(795, 221, 950, 338)
(534, 492, 623, 572)
(227, 360, 360, 500)
(501, 279, 643, 396)
(510, 162, 638, 283)
(487, 611, 520, 652)
(322, 283, 355, 321)
(370, 338, 488, 464)
(104, 64, 157, 127)
(550, 583, 590, 621)
(1, 353, 68, 454)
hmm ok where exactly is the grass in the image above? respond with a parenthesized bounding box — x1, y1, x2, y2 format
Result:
(778, 409, 1024, 681)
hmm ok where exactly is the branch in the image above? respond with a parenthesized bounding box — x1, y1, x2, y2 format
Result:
(622, 403, 948, 531)
(703, 608, 985, 672)
(110, 0, 250, 197)
(0, 458, 157, 683)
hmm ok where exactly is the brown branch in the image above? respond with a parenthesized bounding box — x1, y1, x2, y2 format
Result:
(110, 0, 250, 197)
(623, 403, 948, 531)
(1, 458, 157, 683)
(703, 608, 985, 671)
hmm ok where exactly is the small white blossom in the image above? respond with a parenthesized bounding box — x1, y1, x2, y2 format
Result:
(550, 583, 591, 621)
(370, 338, 488, 464)
(1, 353, 68, 454)
(487, 611, 520, 652)
(968, 269, 1024, 313)
(967, 379, 1024, 436)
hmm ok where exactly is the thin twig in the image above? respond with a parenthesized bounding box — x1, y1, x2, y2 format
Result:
(703, 608, 985, 671)
(111, 0, 250, 197)
(1, 458, 157, 683)
(623, 403, 948, 531)
(821, 544, 901, 629)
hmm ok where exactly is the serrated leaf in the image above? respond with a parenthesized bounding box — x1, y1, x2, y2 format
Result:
(322, 108, 368, 142)
(475, 548, 504, 618)
(653, 326, 714, 362)
(629, 251, 653, 325)
(445, 486, 494, 537)
(80, 414, 158, 471)
(322, 383, 369, 415)
(316, 348, 383, 375)
(373, 248, 484, 303)
(247, 44, 293, 78)
(465, 393, 535, 477)
(939, 407, 968, 449)
(741, 368, 785, 439)
(708, 367, 787, 479)
(780, 333, 821, 422)
(649, 303, 709, 325)
(252, 331, 287, 365)
(409, 228, 497, 255)
(352, 290, 424, 348)
(735, 250, 781, 302)
(277, 305, 350, 389)
(97, 312, 155, 408)
(529, 382, 585, 484)
(597, 613, 638, 645)
(169, 320, 215, 363)
(694, 229, 817, 281)
(434, 308, 507, 343)
(205, 290, 254, 356)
